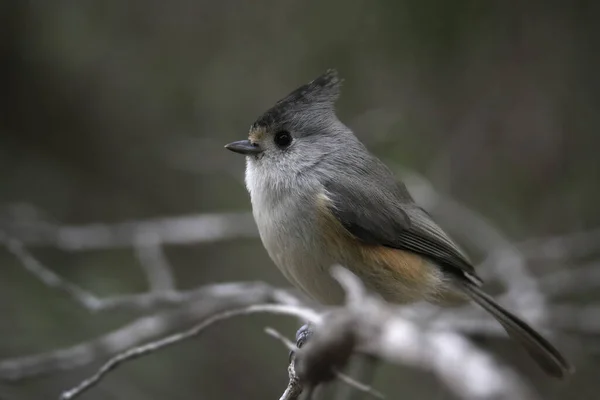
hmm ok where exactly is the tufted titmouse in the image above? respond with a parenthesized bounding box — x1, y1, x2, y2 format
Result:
(225, 70, 573, 378)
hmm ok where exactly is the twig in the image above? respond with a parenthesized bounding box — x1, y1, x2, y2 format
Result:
(279, 361, 303, 400)
(265, 328, 383, 400)
(1, 312, 186, 381)
(0, 284, 305, 380)
(60, 304, 321, 400)
(1, 233, 302, 316)
(265, 328, 305, 400)
(3, 192, 586, 400)
(0, 234, 102, 310)
(331, 267, 536, 400)
(333, 355, 380, 400)
(4, 212, 257, 250)
(334, 366, 383, 400)
(265, 327, 298, 351)
(134, 230, 176, 292)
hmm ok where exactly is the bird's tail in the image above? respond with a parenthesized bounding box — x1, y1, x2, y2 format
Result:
(458, 281, 574, 379)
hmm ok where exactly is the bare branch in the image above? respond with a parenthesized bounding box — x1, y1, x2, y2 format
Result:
(265, 327, 298, 351)
(1, 312, 183, 381)
(2, 233, 306, 316)
(265, 328, 384, 400)
(59, 304, 321, 400)
(4, 196, 587, 400)
(279, 362, 303, 400)
(0, 260, 542, 400)
(4, 212, 257, 250)
(265, 328, 304, 400)
(134, 230, 176, 292)
(333, 355, 380, 400)
(0, 251, 541, 400)
(0, 234, 102, 310)
(7, 204, 599, 270)
(334, 369, 384, 400)
(331, 267, 537, 400)
(0, 284, 306, 380)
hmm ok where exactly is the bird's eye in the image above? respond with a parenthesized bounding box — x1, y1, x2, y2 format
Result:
(274, 130, 293, 148)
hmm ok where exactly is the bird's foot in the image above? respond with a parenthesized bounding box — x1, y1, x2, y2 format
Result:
(289, 323, 313, 362)
(296, 323, 313, 348)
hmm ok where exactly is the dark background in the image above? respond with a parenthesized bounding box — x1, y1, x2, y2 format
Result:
(1, 1, 599, 399)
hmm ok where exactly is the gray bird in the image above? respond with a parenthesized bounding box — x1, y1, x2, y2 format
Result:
(225, 70, 573, 378)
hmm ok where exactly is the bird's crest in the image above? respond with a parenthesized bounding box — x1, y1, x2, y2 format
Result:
(252, 69, 342, 128)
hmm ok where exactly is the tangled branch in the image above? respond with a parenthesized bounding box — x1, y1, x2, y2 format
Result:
(1, 169, 595, 399)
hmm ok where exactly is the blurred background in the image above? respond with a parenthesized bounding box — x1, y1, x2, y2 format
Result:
(1, 1, 599, 399)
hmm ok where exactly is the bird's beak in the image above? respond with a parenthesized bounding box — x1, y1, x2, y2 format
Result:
(224, 140, 263, 155)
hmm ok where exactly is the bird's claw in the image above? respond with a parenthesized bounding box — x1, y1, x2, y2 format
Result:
(289, 323, 313, 362)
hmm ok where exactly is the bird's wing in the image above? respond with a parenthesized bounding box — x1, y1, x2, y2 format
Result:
(323, 177, 482, 284)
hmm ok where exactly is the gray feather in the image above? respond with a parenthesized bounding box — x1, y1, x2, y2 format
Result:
(320, 151, 480, 283)
(458, 280, 574, 378)
(253, 69, 341, 130)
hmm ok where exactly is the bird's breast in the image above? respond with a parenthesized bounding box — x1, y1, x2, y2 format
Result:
(252, 190, 347, 304)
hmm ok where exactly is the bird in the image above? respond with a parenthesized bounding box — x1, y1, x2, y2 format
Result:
(224, 69, 573, 378)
